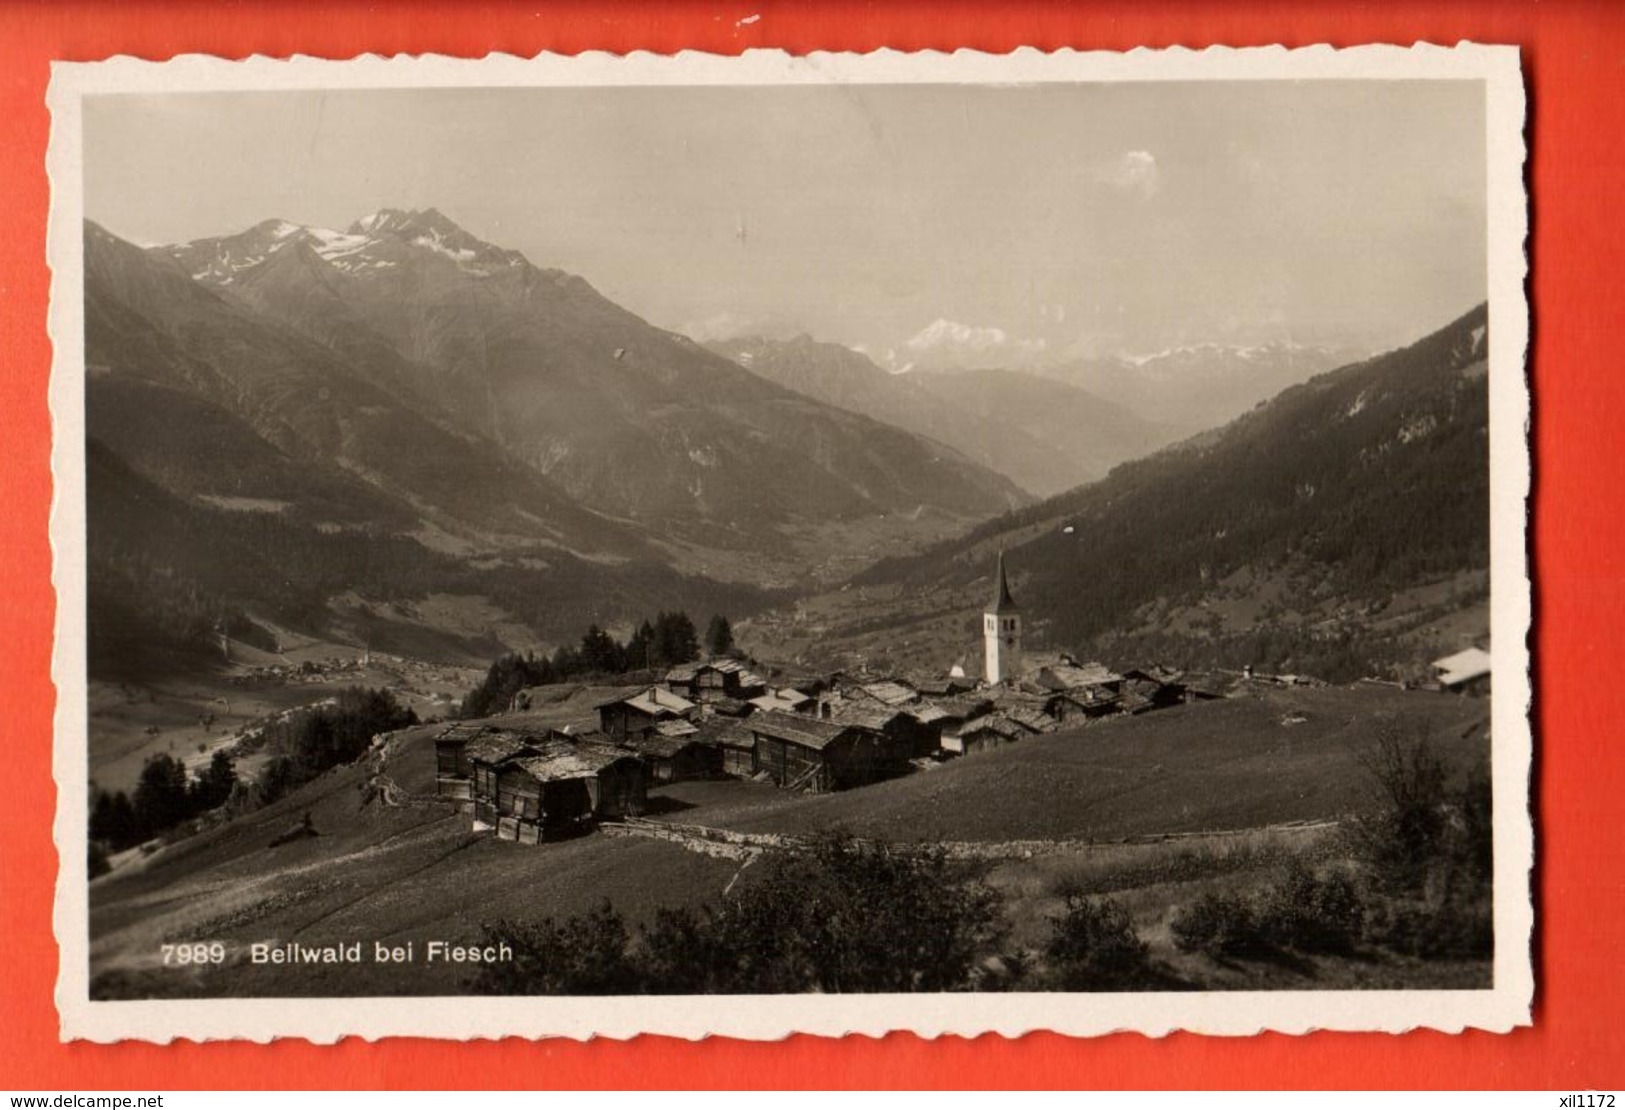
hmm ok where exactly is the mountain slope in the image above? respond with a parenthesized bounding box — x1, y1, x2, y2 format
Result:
(711, 335, 1181, 497)
(804, 305, 1492, 680)
(89, 221, 644, 559)
(161, 211, 1026, 568)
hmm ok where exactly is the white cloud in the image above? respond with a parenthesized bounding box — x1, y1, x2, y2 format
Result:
(1097, 150, 1161, 199)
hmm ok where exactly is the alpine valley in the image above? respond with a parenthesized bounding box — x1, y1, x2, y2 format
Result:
(86, 209, 1031, 682)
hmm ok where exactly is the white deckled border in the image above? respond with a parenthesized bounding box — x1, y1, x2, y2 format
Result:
(46, 43, 1532, 1044)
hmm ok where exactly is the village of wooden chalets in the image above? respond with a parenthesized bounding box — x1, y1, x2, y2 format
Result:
(426, 553, 1488, 846)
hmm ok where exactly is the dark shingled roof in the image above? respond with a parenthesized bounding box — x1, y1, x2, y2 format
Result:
(465, 731, 545, 766)
(749, 710, 870, 752)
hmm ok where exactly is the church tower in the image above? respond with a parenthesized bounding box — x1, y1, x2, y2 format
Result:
(983, 549, 1022, 685)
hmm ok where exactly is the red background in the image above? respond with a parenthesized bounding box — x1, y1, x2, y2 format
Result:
(0, 0, 1618, 1089)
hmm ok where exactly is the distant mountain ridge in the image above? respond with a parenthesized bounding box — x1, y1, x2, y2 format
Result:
(1036, 340, 1365, 430)
(710, 334, 1184, 497)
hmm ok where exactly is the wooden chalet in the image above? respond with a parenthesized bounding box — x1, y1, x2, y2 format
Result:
(465, 730, 549, 827)
(857, 679, 918, 708)
(693, 717, 760, 778)
(490, 743, 648, 844)
(621, 722, 724, 783)
(664, 659, 768, 702)
(1034, 661, 1122, 696)
(826, 701, 937, 759)
(1044, 686, 1122, 723)
(941, 714, 1028, 757)
(748, 710, 911, 792)
(747, 688, 812, 714)
(433, 722, 494, 799)
(595, 685, 697, 740)
(908, 672, 977, 698)
(1119, 666, 1189, 709)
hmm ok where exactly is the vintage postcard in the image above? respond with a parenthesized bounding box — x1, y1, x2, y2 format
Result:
(47, 44, 1531, 1042)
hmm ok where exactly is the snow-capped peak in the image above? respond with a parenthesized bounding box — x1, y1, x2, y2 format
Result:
(905, 318, 1013, 353)
(164, 207, 527, 283)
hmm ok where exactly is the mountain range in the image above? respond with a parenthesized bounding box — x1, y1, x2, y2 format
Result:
(709, 335, 1185, 497)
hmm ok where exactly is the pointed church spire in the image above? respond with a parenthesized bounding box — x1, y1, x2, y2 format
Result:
(988, 548, 1019, 614)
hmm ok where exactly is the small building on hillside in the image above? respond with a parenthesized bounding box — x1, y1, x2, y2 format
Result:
(491, 744, 648, 844)
(1119, 666, 1189, 709)
(694, 717, 760, 778)
(909, 672, 977, 698)
(941, 714, 1028, 757)
(826, 701, 938, 760)
(595, 686, 697, 740)
(621, 723, 724, 784)
(748, 688, 812, 715)
(465, 730, 550, 827)
(1433, 647, 1493, 695)
(858, 680, 918, 708)
(748, 711, 911, 792)
(1044, 686, 1122, 724)
(1003, 705, 1059, 736)
(665, 659, 768, 703)
(433, 722, 494, 798)
(1033, 660, 1122, 695)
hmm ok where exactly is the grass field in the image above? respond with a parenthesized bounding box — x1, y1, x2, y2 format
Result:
(88, 683, 1491, 998)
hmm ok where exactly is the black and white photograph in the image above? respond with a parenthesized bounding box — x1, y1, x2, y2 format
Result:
(47, 46, 1531, 1041)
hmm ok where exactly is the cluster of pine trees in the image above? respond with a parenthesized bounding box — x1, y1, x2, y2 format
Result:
(89, 748, 239, 858)
(459, 611, 735, 719)
(256, 687, 417, 805)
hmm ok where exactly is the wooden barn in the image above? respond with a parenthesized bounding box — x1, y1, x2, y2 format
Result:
(941, 714, 1028, 757)
(493, 753, 600, 843)
(432, 722, 493, 799)
(623, 723, 724, 784)
(748, 711, 911, 793)
(465, 731, 547, 827)
(1044, 686, 1122, 724)
(482, 735, 649, 843)
(595, 686, 696, 740)
(666, 659, 768, 702)
(828, 702, 938, 760)
(694, 718, 759, 778)
(1119, 666, 1189, 709)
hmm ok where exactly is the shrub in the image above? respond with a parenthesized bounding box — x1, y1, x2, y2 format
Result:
(1350, 717, 1450, 893)
(473, 833, 1009, 995)
(1043, 894, 1153, 990)
(1362, 866, 1494, 959)
(1257, 862, 1364, 954)
(1170, 892, 1269, 958)
(1348, 720, 1494, 960)
(472, 902, 638, 995)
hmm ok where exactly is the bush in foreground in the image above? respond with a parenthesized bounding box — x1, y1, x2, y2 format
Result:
(1043, 894, 1154, 990)
(472, 833, 1007, 994)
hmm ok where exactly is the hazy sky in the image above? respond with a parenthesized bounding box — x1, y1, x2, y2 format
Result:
(85, 80, 1486, 358)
